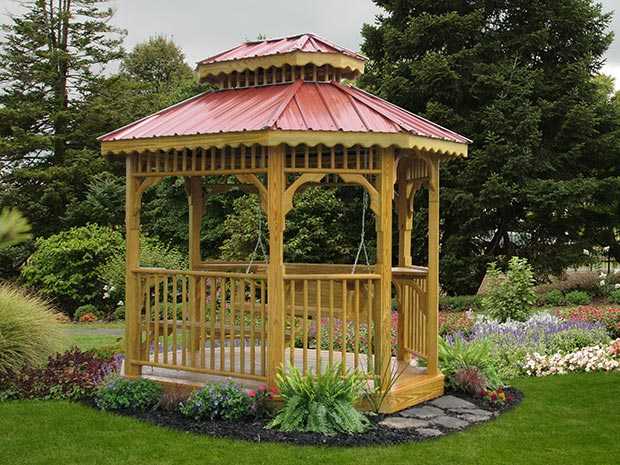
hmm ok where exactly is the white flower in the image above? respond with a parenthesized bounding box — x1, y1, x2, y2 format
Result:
(600, 280, 606, 287)
(117, 300, 124, 306)
(583, 249, 590, 256)
(615, 283, 620, 289)
(103, 292, 110, 299)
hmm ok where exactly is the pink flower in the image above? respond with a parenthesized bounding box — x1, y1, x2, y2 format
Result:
(248, 390, 256, 398)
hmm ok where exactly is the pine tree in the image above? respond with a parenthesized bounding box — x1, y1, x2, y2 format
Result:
(361, 0, 619, 293)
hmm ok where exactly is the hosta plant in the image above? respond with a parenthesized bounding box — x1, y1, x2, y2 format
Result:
(268, 365, 369, 435)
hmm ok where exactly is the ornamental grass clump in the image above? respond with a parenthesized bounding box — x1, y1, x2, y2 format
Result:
(0, 284, 65, 375)
(268, 365, 369, 435)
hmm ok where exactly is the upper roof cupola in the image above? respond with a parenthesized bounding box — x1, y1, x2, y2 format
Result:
(196, 33, 367, 89)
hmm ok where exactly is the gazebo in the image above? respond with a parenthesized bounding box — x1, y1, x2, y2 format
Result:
(99, 33, 470, 413)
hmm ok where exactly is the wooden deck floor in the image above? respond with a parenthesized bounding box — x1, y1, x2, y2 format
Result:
(125, 347, 444, 412)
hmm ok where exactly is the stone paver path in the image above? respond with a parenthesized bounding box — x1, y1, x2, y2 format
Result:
(378, 395, 496, 438)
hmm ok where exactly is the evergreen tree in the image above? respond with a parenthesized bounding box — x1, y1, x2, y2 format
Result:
(361, 0, 619, 293)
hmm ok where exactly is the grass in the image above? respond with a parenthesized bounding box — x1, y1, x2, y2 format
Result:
(1, 372, 618, 465)
(61, 321, 124, 352)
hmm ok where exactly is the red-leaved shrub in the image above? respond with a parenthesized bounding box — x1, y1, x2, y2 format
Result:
(0, 347, 120, 401)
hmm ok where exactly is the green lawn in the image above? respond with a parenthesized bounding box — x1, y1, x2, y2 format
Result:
(62, 321, 124, 351)
(1, 372, 618, 465)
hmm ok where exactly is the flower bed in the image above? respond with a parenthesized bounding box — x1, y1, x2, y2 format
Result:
(524, 339, 620, 376)
(443, 313, 611, 379)
(556, 306, 620, 338)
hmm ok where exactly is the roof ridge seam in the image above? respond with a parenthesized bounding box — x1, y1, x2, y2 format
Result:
(262, 80, 305, 129)
(314, 82, 340, 130)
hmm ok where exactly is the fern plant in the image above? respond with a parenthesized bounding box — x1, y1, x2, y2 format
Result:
(268, 365, 370, 435)
(439, 337, 503, 390)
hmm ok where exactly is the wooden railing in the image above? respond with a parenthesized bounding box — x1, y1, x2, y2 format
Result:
(283, 273, 381, 376)
(393, 267, 429, 359)
(134, 268, 268, 381)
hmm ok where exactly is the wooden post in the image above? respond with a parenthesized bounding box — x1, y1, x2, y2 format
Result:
(186, 177, 203, 356)
(267, 145, 285, 387)
(426, 158, 440, 375)
(125, 153, 142, 377)
(375, 147, 395, 389)
(396, 157, 413, 362)
(397, 158, 413, 268)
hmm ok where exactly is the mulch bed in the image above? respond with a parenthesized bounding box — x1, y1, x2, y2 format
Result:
(87, 388, 522, 447)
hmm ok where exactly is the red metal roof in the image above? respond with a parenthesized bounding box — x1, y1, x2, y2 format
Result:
(198, 33, 366, 65)
(99, 81, 470, 144)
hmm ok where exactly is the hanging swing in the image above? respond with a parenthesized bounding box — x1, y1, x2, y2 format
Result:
(352, 188, 370, 274)
(245, 197, 268, 274)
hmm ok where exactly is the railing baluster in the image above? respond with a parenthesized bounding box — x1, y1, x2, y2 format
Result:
(229, 277, 235, 373)
(354, 280, 360, 370)
(239, 279, 246, 373)
(162, 275, 169, 365)
(210, 277, 216, 370)
(315, 279, 322, 375)
(199, 276, 206, 369)
(144, 276, 152, 361)
(341, 279, 347, 374)
(303, 279, 308, 375)
(250, 280, 256, 375)
(172, 275, 178, 365)
(153, 276, 160, 364)
(289, 280, 295, 369)
(220, 277, 226, 372)
(260, 279, 266, 375)
(181, 276, 187, 365)
(328, 280, 334, 369)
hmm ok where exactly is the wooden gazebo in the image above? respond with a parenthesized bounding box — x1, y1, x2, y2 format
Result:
(99, 33, 470, 413)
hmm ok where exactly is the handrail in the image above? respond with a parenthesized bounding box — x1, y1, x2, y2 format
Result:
(133, 267, 267, 280)
(283, 273, 380, 280)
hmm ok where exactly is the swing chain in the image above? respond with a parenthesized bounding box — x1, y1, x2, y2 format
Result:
(352, 189, 370, 274)
(246, 199, 268, 274)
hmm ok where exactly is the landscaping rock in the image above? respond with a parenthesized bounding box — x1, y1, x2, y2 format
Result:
(459, 413, 492, 423)
(416, 428, 444, 438)
(379, 417, 430, 429)
(431, 415, 470, 430)
(430, 395, 477, 410)
(449, 407, 493, 417)
(399, 405, 444, 419)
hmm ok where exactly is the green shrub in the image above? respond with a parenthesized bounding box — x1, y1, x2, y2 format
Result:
(74, 304, 102, 321)
(482, 257, 536, 322)
(439, 337, 503, 390)
(21, 225, 124, 314)
(180, 381, 253, 421)
(0, 284, 65, 375)
(609, 289, 620, 304)
(547, 328, 610, 354)
(95, 377, 162, 411)
(439, 295, 482, 312)
(268, 365, 369, 435)
(98, 235, 186, 314)
(564, 290, 592, 306)
(541, 289, 565, 307)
